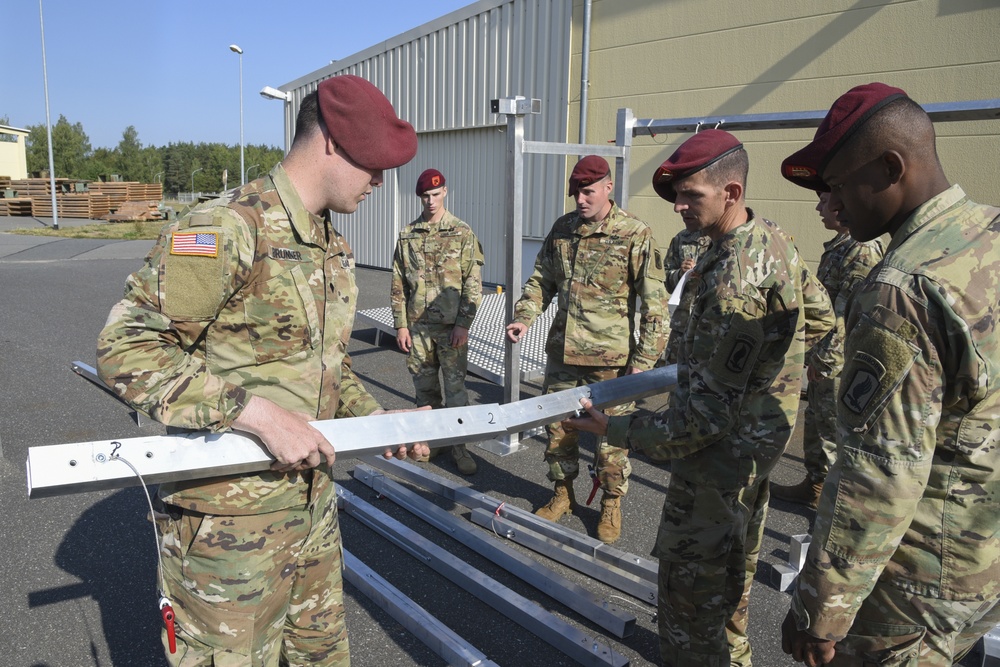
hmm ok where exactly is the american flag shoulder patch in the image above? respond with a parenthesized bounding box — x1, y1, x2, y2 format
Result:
(171, 231, 219, 257)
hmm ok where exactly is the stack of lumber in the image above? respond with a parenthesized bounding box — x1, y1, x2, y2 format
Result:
(103, 200, 162, 222)
(31, 193, 113, 219)
(87, 181, 130, 210)
(128, 182, 163, 200)
(0, 198, 37, 216)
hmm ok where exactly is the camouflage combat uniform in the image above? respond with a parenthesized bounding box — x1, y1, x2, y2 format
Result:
(790, 186, 1000, 665)
(513, 202, 667, 495)
(97, 165, 378, 666)
(390, 210, 483, 409)
(604, 211, 835, 666)
(802, 232, 883, 483)
(663, 228, 711, 364)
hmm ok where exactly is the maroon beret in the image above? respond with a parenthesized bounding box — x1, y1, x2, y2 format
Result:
(415, 168, 445, 195)
(781, 82, 909, 191)
(317, 75, 417, 171)
(568, 155, 611, 196)
(651, 129, 743, 203)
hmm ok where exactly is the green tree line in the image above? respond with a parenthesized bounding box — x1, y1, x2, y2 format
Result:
(19, 115, 284, 194)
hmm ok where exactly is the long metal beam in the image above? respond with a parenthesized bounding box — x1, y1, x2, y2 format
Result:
(629, 98, 1000, 136)
(470, 509, 656, 606)
(343, 549, 500, 667)
(363, 456, 659, 585)
(338, 488, 629, 667)
(352, 464, 636, 638)
(26, 365, 676, 498)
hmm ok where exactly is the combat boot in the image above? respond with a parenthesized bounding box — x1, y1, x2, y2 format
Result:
(771, 478, 823, 509)
(596, 495, 622, 544)
(535, 480, 577, 522)
(451, 444, 477, 475)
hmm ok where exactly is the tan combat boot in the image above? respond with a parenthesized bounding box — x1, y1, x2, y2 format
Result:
(596, 495, 622, 544)
(771, 478, 823, 509)
(451, 444, 477, 475)
(535, 480, 577, 522)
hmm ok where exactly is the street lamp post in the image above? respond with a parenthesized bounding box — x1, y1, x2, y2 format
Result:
(154, 171, 164, 183)
(245, 164, 260, 182)
(38, 0, 58, 230)
(191, 167, 203, 197)
(229, 44, 244, 186)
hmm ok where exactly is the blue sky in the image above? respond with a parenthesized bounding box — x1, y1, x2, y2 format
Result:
(2, 0, 473, 150)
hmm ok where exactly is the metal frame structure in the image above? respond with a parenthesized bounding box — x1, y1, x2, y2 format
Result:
(352, 463, 637, 638)
(363, 456, 659, 606)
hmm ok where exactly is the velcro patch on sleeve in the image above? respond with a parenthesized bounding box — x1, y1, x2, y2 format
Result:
(708, 309, 763, 389)
(839, 305, 920, 431)
(162, 232, 227, 321)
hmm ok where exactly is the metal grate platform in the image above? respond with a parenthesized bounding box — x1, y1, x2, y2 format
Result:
(355, 292, 555, 385)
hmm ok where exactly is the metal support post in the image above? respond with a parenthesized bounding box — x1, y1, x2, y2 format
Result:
(983, 623, 1000, 666)
(342, 549, 500, 667)
(352, 464, 637, 638)
(614, 108, 634, 210)
(338, 487, 630, 667)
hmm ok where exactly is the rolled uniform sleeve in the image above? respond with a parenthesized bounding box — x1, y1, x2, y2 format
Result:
(97, 211, 252, 432)
(456, 231, 484, 330)
(512, 234, 558, 329)
(629, 231, 667, 370)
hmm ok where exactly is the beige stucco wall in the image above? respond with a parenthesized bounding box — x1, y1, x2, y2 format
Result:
(568, 0, 1000, 264)
(0, 126, 29, 180)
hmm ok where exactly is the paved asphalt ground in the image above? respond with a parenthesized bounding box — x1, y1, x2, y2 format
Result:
(0, 216, 984, 667)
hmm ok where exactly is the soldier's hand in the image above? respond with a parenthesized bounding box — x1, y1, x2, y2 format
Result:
(626, 366, 644, 375)
(562, 397, 609, 436)
(781, 610, 836, 666)
(234, 395, 336, 472)
(506, 322, 528, 343)
(680, 258, 696, 271)
(373, 405, 433, 460)
(396, 327, 412, 353)
(450, 325, 469, 348)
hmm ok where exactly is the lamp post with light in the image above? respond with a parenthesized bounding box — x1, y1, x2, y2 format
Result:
(229, 44, 244, 185)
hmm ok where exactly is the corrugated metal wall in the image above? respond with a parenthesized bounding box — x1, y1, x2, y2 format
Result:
(281, 0, 573, 286)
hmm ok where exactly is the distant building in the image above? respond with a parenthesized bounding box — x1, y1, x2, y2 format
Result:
(0, 125, 30, 180)
(277, 0, 1000, 283)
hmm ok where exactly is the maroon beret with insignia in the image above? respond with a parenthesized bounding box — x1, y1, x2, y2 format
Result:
(781, 82, 909, 191)
(652, 129, 744, 203)
(568, 155, 611, 196)
(415, 168, 446, 195)
(317, 75, 417, 171)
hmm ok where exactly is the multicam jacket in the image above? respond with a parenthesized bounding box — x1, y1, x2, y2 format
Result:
(664, 228, 711, 364)
(807, 232, 884, 377)
(791, 186, 1000, 640)
(97, 164, 380, 515)
(605, 211, 834, 558)
(390, 210, 483, 330)
(512, 202, 667, 370)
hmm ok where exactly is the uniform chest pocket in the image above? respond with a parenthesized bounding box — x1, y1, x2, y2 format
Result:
(584, 239, 628, 293)
(242, 265, 318, 365)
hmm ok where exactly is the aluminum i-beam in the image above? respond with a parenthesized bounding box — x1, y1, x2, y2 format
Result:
(338, 488, 629, 667)
(363, 456, 659, 586)
(470, 509, 656, 606)
(26, 365, 676, 498)
(352, 464, 636, 638)
(342, 549, 499, 667)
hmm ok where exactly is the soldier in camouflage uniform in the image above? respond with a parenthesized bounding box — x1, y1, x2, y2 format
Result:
(567, 130, 835, 666)
(505, 155, 667, 544)
(391, 168, 484, 475)
(663, 227, 710, 364)
(780, 83, 1000, 667)
(96, 76, 426, 666)
(771, 191, 883, 508)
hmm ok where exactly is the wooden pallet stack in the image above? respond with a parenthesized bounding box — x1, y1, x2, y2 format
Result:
(30, 193, 114, 219)
(87, 181, 130, 211)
